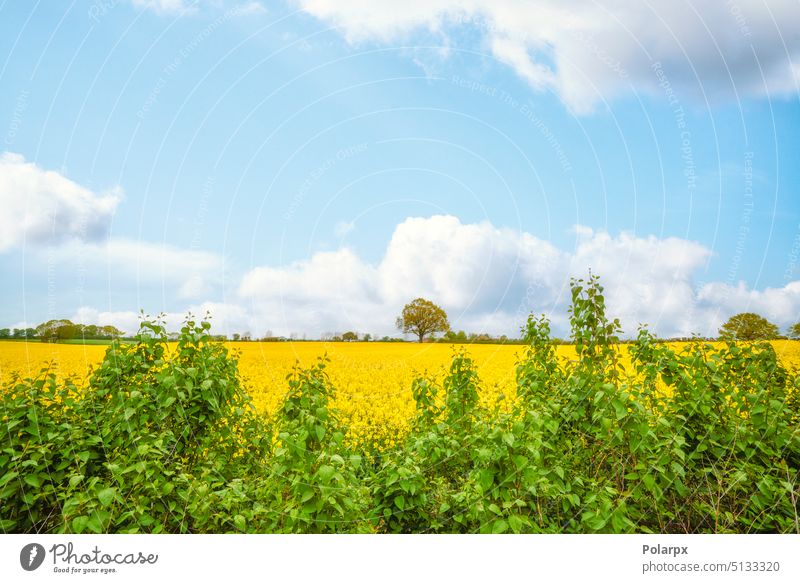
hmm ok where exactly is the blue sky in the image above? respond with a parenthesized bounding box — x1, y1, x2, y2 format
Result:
(0, 1, 799, 338)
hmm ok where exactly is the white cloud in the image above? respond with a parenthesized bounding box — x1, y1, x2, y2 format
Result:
(294, 0, 800, 113)
(0, 152, 121, 253)
(376, 215, 565, 313)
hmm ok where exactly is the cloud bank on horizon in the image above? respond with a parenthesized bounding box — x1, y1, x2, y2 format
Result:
(58, 212, 800, 339)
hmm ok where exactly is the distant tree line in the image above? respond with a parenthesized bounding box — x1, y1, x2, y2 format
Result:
(2, 307, 799, 344)
(0, 320, 125, 343)
(0, 327, 37, 340)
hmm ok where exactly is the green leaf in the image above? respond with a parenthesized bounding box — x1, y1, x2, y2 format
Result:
(317, 465, 335, 483)
(0, 471, 18, 486)
(97, 487, 116, 507)
(71, 516, 89, 534)
(233, 515, 246, 531)
(492, 519, 508, 534)
(23, 474, 42, 488)
(86, 514, 104, 534)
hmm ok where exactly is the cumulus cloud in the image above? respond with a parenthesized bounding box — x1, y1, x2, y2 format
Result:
(235, 215, 800, 338)
(294, 0, 800, 112)
(0, 152, 121, 253)
(376, 215, 565, 313)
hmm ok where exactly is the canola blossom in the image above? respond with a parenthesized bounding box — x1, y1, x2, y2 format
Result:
(2, 339, 799, 453)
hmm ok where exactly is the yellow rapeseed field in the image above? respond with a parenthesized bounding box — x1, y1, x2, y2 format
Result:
(2, 339, 799, 452)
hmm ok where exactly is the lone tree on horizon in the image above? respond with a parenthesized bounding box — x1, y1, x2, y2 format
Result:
(718, 312, 779, 341)
(396, 298, 450, 343)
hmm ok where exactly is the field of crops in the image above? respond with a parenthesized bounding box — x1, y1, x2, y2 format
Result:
(2, 339, 799, 454)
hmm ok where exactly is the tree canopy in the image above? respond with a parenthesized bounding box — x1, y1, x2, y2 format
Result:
(718, 312, 779, 341)
(396, 298, 450, 343)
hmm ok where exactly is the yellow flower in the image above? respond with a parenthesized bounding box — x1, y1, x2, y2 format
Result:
(3, 339, 799, 452)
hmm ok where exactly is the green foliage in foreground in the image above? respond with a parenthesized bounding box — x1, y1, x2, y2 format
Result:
(2, 276, 799, 533)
